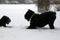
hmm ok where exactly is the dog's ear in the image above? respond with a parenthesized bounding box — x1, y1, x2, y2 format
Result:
(28, 9, 30, 11)
(28, 9, 35, 13)
(28, 9, 31, 11)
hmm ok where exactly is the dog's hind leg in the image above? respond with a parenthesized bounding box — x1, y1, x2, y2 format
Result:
(48, 20, 55, 29)
(49, 23, 55, 29)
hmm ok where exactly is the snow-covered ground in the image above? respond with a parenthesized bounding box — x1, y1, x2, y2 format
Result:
(0, 4, 60, 40)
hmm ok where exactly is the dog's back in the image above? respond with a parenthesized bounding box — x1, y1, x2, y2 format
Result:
(39, 11, 56, 21)
(41, 11, 56, 17)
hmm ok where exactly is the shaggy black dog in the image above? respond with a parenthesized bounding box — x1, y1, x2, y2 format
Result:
(24, 9, 56, 29)
(0, 16, 11, 27)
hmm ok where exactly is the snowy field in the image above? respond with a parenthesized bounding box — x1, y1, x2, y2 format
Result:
(0, 4, 60, 40)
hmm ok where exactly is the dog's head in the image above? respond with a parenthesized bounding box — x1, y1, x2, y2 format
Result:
(0, 16, 11, 24)
(24, 9, 35, 21)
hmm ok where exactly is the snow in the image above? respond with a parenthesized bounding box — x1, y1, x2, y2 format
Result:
(0, 4, 60, 40)
(0, 27, 60, 40)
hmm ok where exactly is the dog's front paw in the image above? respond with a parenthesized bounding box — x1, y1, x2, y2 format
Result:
(27, 26, 36, 29)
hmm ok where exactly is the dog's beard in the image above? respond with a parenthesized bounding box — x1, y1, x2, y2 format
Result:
(25, 17, 30, 21)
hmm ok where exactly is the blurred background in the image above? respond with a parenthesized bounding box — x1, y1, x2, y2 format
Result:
(0, 0, 60, 12)
(0, 0, 37, 4)
(0, 0, 60, 4)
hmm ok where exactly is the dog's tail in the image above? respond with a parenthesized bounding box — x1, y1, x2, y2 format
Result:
(47, 11, 56, 16)
(51, 11, 56, 16)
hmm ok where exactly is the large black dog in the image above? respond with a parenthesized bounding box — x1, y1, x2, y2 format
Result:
(24, 9, 56, 29)
(0, 16, 11, 27)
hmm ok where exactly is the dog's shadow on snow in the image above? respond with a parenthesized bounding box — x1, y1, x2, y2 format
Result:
(0, 26, 13, 28)
(25, 26, 60, 30)
(38, 27, 60, 30)
(6, 26, 13, 28)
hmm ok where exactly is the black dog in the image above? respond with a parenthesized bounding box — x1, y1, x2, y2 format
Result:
(0, 16, 11, 27)
(24, 9, 56, 29)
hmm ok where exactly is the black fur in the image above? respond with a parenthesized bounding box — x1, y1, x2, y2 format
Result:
(0, 16, 11, 27)
(24, 9, 56, 29)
